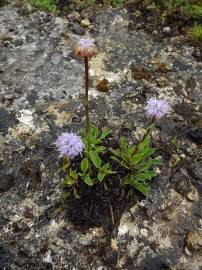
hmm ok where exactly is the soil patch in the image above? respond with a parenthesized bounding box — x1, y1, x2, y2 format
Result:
(60, 137, 143, 234)
(63, 176, 141, 234)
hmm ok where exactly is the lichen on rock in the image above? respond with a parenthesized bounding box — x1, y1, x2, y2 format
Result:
(0, 1, 202, 269)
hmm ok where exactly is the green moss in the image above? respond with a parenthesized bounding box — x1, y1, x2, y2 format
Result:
(28, 0, 124, 11)
(28, 0, 58, 12)
(188, 23, 202, 41)
(71, 0, 123, 7)
(151, 0, 202, 18)
(190, 4, 202, 19)
(151, 0, 202, 42)
(104, 0, 123, 6)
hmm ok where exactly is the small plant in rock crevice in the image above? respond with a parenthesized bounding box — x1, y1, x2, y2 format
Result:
(61, 124, 115, 198)
(111, 129, 161, 196)
(54, 36, 171, 200)
(54, 36, 117, 199)
(111, 98, 170, 196)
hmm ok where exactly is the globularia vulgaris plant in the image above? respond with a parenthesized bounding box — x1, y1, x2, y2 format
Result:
(54, 36, 115, 197)
(54, 35, 171, 198)
(60, 125, 115, 198)
(111, 129, 160, 196)
(111, 98, 170, 196)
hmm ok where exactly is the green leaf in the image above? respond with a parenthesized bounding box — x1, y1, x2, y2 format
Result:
(63, 157, 71, 170)
(63, 175, 75, 187)
(148, 158, 162, 166)
(98, 172, 105, 182)
(90, 151, 102, 168)
(99, 163, 116, 175)
(95, 146, 106, 153)
(138, 132, 151, 152)
(111, 155, 121, 164)
(82, 125, 108, 154)
(135, 171, 157, 181)
(81, 158, 89, 174)
(132, 147, 155, 166)
(119, 137, 128, 153)
(100, 128, 112, 139)
(137, 159, 162, 172)
(69, 169, 78, 180)
(106, 169, 117, 174)
(132, 171, 157, 195)
(132, 180, 150, 196)
(99, 163, 110, 173)
(94, 139, 102, 145)
(128, 145, 136, 157)
(90, 124, 99, 138)
(124, 175, 150, 196)
(110, 148, 119, 156)
(123, 169, 157, 196)
(84, 175, 94, 186)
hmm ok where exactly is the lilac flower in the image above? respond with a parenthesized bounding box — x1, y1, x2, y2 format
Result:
(75, 37, 97, 58)
(54, 133, 84, 159)
(78, 38, 95, 48)
(145, 98, 170, 119)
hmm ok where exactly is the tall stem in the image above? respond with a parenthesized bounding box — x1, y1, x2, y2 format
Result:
(84, 57, 89, 132)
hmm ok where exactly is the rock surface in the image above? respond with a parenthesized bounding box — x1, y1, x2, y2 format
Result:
(0, 174, 14, 192)
(0, 1, 202, 269)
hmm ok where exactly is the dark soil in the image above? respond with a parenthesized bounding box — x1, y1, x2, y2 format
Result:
(59, 135, 142, 234)
(63, 176, 141, 234)
(126, 3, 194, 40)
(55, 127, 173, 235)
(0, 0, 8, 7)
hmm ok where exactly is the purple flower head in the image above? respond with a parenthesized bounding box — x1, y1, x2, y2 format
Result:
(75, 36, 97, 58)
(54, 133, 84, 159)
(145, 98, 171, 119)
(78, 38, 95, 49)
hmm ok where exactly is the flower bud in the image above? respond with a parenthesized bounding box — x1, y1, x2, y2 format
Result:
(75, 37, 97, 58)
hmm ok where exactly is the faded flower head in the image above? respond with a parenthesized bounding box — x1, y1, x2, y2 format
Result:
(145, 98, 170, 119)
(54, 133, 84, 159)
(75, 37, 97, 58)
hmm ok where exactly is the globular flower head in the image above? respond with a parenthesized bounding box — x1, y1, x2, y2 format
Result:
(54, 132, 84, 159)
(75, 37, 97, 58)
(145, 98, 171, 119)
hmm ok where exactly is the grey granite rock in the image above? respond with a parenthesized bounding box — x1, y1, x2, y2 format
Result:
(0, 2, 201, 269)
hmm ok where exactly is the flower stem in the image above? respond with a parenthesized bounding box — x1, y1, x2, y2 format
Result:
(84, 57, 89, 132)
(132, 117, 156, 157)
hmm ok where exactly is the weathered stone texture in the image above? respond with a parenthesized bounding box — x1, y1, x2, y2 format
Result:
(0, 1, 201, 269)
